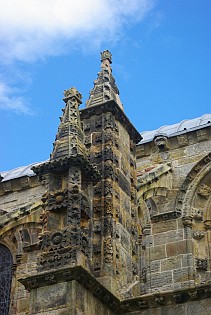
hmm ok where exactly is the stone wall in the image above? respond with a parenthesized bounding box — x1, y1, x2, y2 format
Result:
(136, 126, 211, 294)
(29, 280, 115, 315)
(0, 117, 210, 314)
(122, 298, 211, 315)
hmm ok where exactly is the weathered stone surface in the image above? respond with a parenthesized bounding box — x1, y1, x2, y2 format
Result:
(173, 267, 195, 282)
(166, 240, 192, 257)
(0, 51, 211, 315)
(123, 298, 211, 315)
(152, 220, 177, 234)
(147, 271, 173, 289)
(154, 230, 183, 246)
(148, 245, 166, 260)
(161, 256, 182, 271)
(31, 282, 67, 313)
(149, 260, 161, 273)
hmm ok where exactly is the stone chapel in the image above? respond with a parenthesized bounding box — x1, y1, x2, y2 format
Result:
(0, 51, 211, 315)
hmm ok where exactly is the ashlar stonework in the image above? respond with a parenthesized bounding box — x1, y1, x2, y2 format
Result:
(0, 51, 211, 315)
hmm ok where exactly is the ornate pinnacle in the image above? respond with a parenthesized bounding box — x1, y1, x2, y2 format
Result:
(101, 50, 112, 64)
(50, 87, 86, 160)
(63, 87, 82, 104)
(86, 51, 123, 110)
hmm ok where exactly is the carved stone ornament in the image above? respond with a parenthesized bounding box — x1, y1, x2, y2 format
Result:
(182, 216, 193, 227)
(153, 134, 169, 151)
(39, 227, 80, 269)
(32, 156, 100, 183)
(175, 153, 211, 217)
(142, 223, 151, 235)
(63, 87, 82, 103)
(193, 209, 203, 220)
(197, 183, 211, 199)
(204, 220, 211, 230)
(192, 230, 205, 240)
(104, 236, 113, 263)
(41, 189, 68, 211)
(196, 258, 208, 270)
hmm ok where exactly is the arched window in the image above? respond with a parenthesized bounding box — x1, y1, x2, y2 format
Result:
(0, 244, 13, 315)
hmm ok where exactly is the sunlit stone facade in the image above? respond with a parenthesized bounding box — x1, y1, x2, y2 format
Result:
(0, 51, 211, 315)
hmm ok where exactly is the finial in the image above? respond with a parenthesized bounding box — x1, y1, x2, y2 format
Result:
(101, 50, 112, 64)
(63, 87, 82, 104)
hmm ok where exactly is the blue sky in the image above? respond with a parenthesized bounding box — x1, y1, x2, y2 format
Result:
(1, 0, 210, 171)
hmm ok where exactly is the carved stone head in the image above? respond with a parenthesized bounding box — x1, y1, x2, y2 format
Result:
(153, 134, 169, 151)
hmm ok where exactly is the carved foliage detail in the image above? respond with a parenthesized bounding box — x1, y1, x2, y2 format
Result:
(39, 230, 78, 269)
(196, 258, 208, 270)
(197, 183, 211, 199)
(41, 189, 68, 211)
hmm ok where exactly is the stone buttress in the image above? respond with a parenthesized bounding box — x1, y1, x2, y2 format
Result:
(81, 50, 142, 297)
(32, 87, 99, 272)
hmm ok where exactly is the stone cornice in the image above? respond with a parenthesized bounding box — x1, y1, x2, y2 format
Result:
(19, 266, 120, 312)
(19, 265, 211, 313)
(0, 176, 40, 196)
(32, 155, 100, 183)
(80, 100, 142, 144)
(0, 202, 42, 231)
(137, 163, 172, 188)
(137, 125, 211, 157)
(151, 209, 182, 222)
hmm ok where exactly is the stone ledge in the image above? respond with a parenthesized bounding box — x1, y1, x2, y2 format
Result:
(32, 155, 101, 183)
(0, 176, 40, 195)
(80, 100, 142, 144)
(0, 203, 42, 229)
(137, 163, 172, 188)
(19, 266, 211, 313)
(151, 210, 182, 222)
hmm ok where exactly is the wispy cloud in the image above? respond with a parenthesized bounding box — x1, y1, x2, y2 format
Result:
(0, 82, 32, 114)
(0, 0, 155, 114)
(0, 0, 155, 63)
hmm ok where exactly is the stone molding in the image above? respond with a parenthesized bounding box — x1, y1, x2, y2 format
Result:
(32, 155, 100, 182)
(151, 209, 181, 222)
(80, 100, 142, 144)
(0, 203, 42, 229)
(137, 163, 172, 188)
(137, 126, 211, 157)
(175, 153, 211, 217)
(0, 176, 40, 195)
(19, 265, 211, 313)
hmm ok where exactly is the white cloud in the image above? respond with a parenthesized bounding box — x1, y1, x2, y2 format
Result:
(0, 82, 32, 114)
(0, 0, 154, 63)
(0, 0, 155, 114)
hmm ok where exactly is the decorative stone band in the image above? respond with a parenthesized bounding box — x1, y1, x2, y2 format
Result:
(0, 202, 42, 229)
(32, 155, 101, 183)
(0, 175, 38, 195)
(175, 153, 211, 217)
(19, 266, 119, 312)
(151, 209, 182, 223)
(80, 100, 142, 144)
(19, 266, 211, 314)
(138, 163, 172, 188)
(182, 216, 193, 227)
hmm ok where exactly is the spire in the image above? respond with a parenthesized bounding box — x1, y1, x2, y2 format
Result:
(86, 50, 123, 110)
(51, 87, 86, 160)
